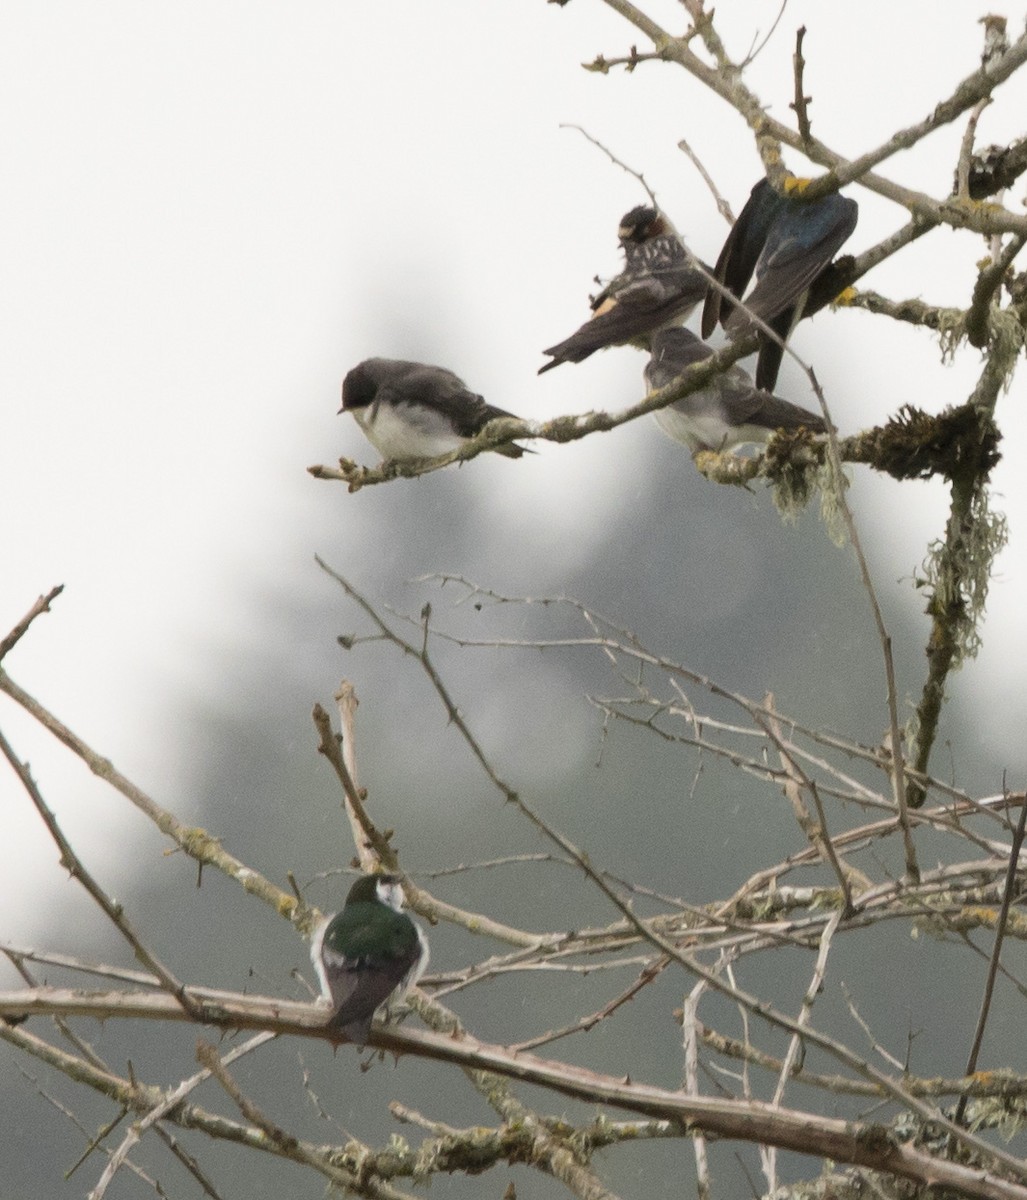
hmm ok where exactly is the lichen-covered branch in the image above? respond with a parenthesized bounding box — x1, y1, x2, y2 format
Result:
(5, 993, 1027, 1200)
(907, 326, 1020, 803)
(592, 0, 1027, 235)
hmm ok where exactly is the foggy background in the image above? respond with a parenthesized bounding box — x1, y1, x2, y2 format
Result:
(2, 2, 1027, 1196)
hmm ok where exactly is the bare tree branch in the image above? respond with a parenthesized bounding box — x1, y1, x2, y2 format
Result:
(955, 785, 1027, 1127)
(0, 585, 64, 662)
(0, 728, 200, 1018)
(560, 123, 658, 206)
(0, 669, 306, 928)
(5, 991, 1027, 1200)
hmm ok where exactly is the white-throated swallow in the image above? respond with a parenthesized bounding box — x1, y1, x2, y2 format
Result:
(341, 358, 529, 460)
(539, 206, 710, 373)
(645, 327, 827, 453)
(311, 872, 429, 1045)
(701, 179, 858, 389)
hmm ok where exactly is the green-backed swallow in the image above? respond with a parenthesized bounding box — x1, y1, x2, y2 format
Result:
(312, 873, 429, 1044)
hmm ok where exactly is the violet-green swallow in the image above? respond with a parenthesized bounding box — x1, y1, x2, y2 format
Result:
(311, 873, 429, 1044)
(701, 179, 858, 389)
(645, 327, 827, 453)
(538, 206, 710, 373)
(341, 358, 529, 461)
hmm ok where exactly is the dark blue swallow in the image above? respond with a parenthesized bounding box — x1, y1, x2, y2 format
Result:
(645, 327, 828, 453)
(701, 179, 858, 389)
(539, 206, 710, 373)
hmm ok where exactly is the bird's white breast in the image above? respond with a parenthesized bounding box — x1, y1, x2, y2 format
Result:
(357, 401, 465, 460)
(309, 916, 334, 1004)
(653, 398, 770, 453)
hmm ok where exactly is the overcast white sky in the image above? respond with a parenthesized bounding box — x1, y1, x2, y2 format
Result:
(2, 2, 1027, 939)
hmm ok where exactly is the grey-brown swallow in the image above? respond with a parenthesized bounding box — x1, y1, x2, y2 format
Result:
(341, 358, 528, 460)
(645, 327, 827, 453)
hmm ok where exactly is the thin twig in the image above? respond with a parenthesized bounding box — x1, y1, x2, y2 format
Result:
(801, 366, 920, 881)
(196, 1040, 417, 1200)
(954, 785, 1027, 1126)
(560, 124, 658, 206)
(1, 944, 161, 988)
(508, 957, 666, 1052)
(0, 727, 202, 1018)
(740, 0, 789, 67)
(314, 671, 552, 947)
(956, 99, 992, 199)
(90, 1032, 276, 1200)
(335, 681, 377, 871)
(791, 25, 813, 147)
(762, 696, 860, 909)
(841, 982, 906, 1073)
(312, 697, 393, 870)
(0, 585, 64, 662)
(767, 911, 841, 1191)
(676, 137, 734, 224)
(0, 669, 305, 927)
(319, 569, 1020, 1178)
(682, 979, 712, 1200)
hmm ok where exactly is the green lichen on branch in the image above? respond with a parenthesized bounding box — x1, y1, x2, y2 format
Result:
(696, 404, 1001, 515)
(847, 290, 968, 344)
(917, 486, 1008, 664)
(907, 331, 1013, 802)
(843, 404, 1001, 482)
(761, 427, 836, 520)
(693, 427, 830, 514)
(324, 1124, 547, 1185)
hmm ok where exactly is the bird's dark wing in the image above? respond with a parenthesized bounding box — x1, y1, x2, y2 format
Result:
(751, 392, 828, 434)
(320, 950, 419, 1044)
(702, 179, 786, 337)
(380, 367, 526, 457)
(719, 370, 827, 434)
(753, 307, 797, 391)
(725, 194, 858, 333)
(540, 247, 709, 373)
(380, 366, 487, 426)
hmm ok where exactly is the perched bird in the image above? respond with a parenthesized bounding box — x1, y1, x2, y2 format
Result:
(341, 358, 528, 460)
(645, 327, 827, 453)
(701, 179, 858, 389)
(538, 206, 710, 373)
(311, 872, 429, 1044)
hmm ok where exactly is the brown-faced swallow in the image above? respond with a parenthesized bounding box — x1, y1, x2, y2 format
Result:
(539, 206, 710, 373)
